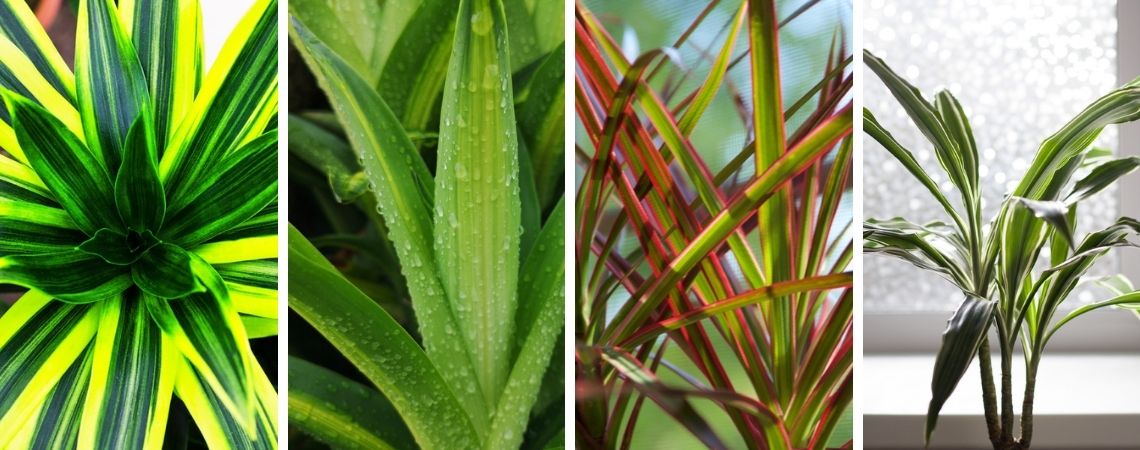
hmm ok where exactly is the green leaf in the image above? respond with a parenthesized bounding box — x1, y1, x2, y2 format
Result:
(287, 0, 380, 84)
(288, 356, 415, 450)
(77, 228, 158, 265)
(503, 0, 563, 71)
(1013, 198, 1076, 251)
(114, 114, 166, 232)
(287, 113, 367, 202)
(0, 198, 86, 255)
(80, 294, 176, 449)
(288, 226, 481, 449)
(1067, 155, 1140, 203)
(160, 0, 277, 206)
(0, 250, 131, 302)
(926, 296, 995, 445)
(121, 0, 203, 150)
(435, 0, 522, 406)
(4, 91, 119, 235)
(0, 292, 99, 444)
(374, 0, 458, 129)
(162, 130, 278, 247)
(488, 200, 564, 450)
(290, 17, 487, 424)
(133, 243, 204, 299)
(514, 46, 564, 212)
(75, 0, 151, 173)
(864, 108, 966, 230)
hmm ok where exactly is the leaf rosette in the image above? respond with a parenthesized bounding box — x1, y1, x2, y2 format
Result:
(0, 0, 278, 447)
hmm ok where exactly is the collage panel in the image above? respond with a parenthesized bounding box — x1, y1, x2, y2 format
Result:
(286, 0, 565, 449)
(863, 0, 1140, 448)
(574, 0, 853, 448)
(0, 0, 279, 448)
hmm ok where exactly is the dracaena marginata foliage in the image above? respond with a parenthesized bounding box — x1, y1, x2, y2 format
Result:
(575, 1, 853, 448)
(0, 0, 278, 448)
(864, 49, 1140, 449)
(287, 0, 564, 448)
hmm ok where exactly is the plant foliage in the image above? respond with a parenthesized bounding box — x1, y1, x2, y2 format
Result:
(0, 0, 279, 447)
(864, 50, 1140, 449)
(287, 0, 564, 448)
(575, 1, 853, 448)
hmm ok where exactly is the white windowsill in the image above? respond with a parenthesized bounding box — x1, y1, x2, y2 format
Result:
(864, 354, 1140, 449)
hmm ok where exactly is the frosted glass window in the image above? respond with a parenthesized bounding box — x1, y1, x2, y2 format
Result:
(864, 0, 1119, 312)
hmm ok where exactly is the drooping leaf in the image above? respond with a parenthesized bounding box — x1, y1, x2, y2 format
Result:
(926, 296, 995, 445)
(288, 227, 481, 449)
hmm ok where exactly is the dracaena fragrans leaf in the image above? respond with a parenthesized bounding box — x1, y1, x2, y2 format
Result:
(0, 0, 278, 447)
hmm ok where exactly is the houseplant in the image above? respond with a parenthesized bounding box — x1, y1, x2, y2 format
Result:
(0, 0, 278, 447)
(864, 49, 1140, 449)
(287, 0, 564, 448)
(575, 0, 853, 448)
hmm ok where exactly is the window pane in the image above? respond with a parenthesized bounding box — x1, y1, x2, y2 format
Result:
(864, 0, 1119, 312)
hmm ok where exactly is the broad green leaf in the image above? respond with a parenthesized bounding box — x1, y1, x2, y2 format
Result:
(375, 0, 458, 128)
(120, 0, 203, 150)
(133, 243, 204, 298)
(5, 92, 119, 235)
(0, 292, 99, 446)
(435, 0, 522, 406)
(489, 200, 564, 450)
(290, 18, 487, 424)
(288, 227, 481, 449)
(0, 198, 85, 255)
(288, 356, 415, 450)
(287, 0, 380, 84)
(161, 0, 277, 204)
(79, 295, 177, 450)
(926, 296, 995, 445)
(77, 228, 158, 265)
(75, 0, 151, 173)
(162, 130, 278, 247)
(502, 0, 563, 71)
(514, 46, 564, 212)
(0, 250, 131, 302)
(114, 111, 166, 232)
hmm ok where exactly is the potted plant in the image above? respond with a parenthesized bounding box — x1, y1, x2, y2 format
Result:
(864, 49, 1140, 449)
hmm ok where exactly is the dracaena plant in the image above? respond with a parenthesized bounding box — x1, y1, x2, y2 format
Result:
(0, 0, 278, 448)
(286, 0, 564, 448)
(575, 1, 853, 448)
(863, 50, 1140, 449)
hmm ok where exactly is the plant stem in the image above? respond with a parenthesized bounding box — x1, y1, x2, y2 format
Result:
(978, 337, 1001, 447)
(1021, 355, 1040, 448)
(999, 339, 1015, 443)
